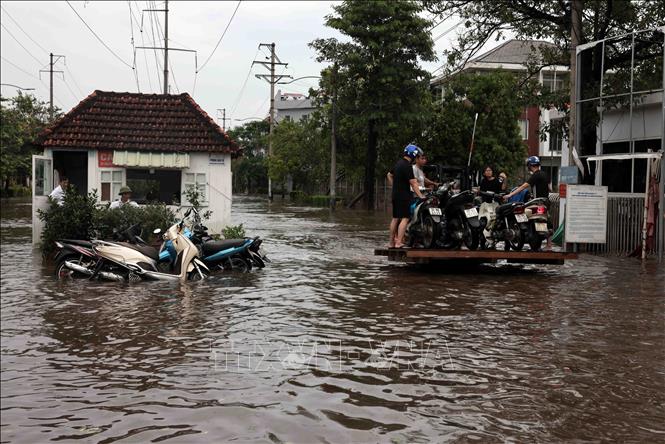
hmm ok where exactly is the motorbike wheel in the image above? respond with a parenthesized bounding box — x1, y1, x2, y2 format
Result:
(506, 220, 525, 252)
(55, 256, 92, 280)
(528, 227, 544, 252)
(462, 219, 479, 250)
(224, 257, 252, 273)
(421, 214, 438, 249)
(188, 266, 210, 281)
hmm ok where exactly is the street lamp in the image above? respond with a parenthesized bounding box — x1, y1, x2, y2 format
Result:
(234, 117, 265, 122)
(276, 76, 321, 85)
(0, 83, 35, 91)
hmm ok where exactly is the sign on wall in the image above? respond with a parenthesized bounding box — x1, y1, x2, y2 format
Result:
(559, 165, 579, 184)
(565, 185, 608, 243)
(98, 150, 115, 167)
(209, 154, 225, 165)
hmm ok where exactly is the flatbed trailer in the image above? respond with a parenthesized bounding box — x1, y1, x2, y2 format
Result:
(374, 248, 578, 265)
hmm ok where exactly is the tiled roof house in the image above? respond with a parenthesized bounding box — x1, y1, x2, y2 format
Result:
(31, 91, 240, 243)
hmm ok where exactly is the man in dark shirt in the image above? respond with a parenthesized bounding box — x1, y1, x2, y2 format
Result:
(389, 144, 426, 248)
(504, 156, 551, 201)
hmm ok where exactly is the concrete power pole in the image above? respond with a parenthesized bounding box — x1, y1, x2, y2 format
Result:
(163, 0, 168, 94)
(568, 0, 583, 168)
(253, 43, 292, 201)
(329, 64, 338, 210)
(40, 53, 64, 118)
(217, 108, 231, 131)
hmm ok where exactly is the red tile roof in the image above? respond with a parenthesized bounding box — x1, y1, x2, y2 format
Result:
(35, 90, 240, 156)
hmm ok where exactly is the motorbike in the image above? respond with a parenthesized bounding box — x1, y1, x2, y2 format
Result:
(53, 239, 98, 279)
(60, 209, 210, 282)
(479, 192, 528, 251)
(523, 197, 549, 251)
(159, 208, 268, 272)
(437, 181, 480, 250)
(476, 191, 503, 250)
(405, 187, 443, 248)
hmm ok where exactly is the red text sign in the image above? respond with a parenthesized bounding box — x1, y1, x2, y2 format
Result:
(98, 150, 115, 167)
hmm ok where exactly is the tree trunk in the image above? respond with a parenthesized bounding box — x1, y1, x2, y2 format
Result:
(364, 119, 378, 210)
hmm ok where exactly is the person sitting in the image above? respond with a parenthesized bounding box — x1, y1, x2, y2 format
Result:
(110, 186, 140, 209)
(48, 176, 69, 206)
(479, 165, 503, 199)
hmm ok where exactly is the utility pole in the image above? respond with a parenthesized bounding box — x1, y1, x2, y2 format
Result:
(568, 0, 583, 168)
(39, 53, 64, 118)
(137, 1, 196, 95)
(253, 43, 292, 201)
(217, 108, 231, 131)
(329, 64, 338, 210)
(163, 0, 168, 94)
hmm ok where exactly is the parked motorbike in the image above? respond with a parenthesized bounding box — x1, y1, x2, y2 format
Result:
(60, 210, 210, 282)
(477, 191, 503, 250)
(53, 239, 97, 279)
(479, 193, 528, 251)
(159, 208, 268, 272)
(523, 197, 549, 251)
(405, 187, 443, 248)
(437, 182, 480, 250)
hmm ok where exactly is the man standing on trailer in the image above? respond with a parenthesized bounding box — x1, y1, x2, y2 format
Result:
(388, 144, 426, 248)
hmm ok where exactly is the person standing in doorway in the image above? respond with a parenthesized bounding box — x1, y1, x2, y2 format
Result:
(48, 176, 69, 206)
(110, 186, 140, 209)
(389, 144, 426, 248)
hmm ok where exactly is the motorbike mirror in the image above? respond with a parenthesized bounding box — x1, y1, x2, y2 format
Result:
(184, 208, 192, 217)
(153, 228, 162, 235)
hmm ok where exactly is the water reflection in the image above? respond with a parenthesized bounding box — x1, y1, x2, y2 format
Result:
(1, 196, 663, 443)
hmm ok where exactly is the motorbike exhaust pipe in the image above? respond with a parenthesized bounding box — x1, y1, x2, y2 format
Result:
(141, 270, 181, 281)
(63, 261, 125, 282)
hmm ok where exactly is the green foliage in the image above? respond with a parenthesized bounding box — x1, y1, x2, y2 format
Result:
(424, 71, 527, 175)
(38, 188, 98, 255)
(183, 186, 212, 221)
(310, 0, 437, 206)
(0, 185, 31, 198)
(94, 203, 175, 244)
(38, 187, 176, 254)
(228, 120, 269, 193)
(1, 93, 60, 189)
(222, 224, 245, 239)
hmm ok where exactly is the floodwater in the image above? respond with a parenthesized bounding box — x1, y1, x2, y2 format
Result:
(1, 196, 664, 443)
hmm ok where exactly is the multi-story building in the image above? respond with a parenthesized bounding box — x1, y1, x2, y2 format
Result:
(274, 90, 316, 124)
(431, 39, 569, 185)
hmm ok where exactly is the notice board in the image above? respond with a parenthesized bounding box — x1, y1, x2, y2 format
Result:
(565, 185, 608, 243)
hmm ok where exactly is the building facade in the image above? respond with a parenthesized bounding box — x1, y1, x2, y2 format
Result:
(31, 90, 240, 244)
(274, 90, 316, 124)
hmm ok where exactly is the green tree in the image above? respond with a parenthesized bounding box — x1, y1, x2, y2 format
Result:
(311, 0, 436, 209)
(0, 93, 59, 191)
(422, 0, 664, 178)
(424, 71, 527, 176)
(227, 120, 269, 193)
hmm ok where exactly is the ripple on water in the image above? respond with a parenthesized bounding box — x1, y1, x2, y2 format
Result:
(1, 196, 664, 443)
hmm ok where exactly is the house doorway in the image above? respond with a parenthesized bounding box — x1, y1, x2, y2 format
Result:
(53, 151, 88, 194)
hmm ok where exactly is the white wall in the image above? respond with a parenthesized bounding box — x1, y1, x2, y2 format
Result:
(601, 96, 663, 144)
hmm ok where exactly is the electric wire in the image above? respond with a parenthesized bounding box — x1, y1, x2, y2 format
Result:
(128, 0, 141, 92)
(134, 0, 154, 92)
(0, 5, 49, 54)
(0, 22, 43, 66)
(197, 0, 241, 73)
(146, 0, 163, 92)
(229, 48, 260, 120)
(65, 0, 133, 68)
(0, 55, 64, 107)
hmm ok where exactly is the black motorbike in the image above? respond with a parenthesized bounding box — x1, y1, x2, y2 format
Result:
(478, 192, 528, 251)
(436, 182, 481, 250)
(406, 190, 443, 248)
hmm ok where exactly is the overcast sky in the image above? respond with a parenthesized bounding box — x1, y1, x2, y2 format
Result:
(1, 1, 502, 129)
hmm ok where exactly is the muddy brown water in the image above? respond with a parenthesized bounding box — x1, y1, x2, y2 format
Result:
(1, 196, 664, 443)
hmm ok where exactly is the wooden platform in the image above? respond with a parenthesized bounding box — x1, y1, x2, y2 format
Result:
(374, 248, 578, 265)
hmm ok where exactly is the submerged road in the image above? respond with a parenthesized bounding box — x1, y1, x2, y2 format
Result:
(1, 196, 664, 442)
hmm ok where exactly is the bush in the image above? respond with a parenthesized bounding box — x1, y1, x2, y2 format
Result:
(38, 188, 98, 255)
(222, 224, 245, 239)
(38, 187, 176, 254)
(94, 203, 175, 244)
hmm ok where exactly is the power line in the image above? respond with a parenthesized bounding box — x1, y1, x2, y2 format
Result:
(134, 1, 154, 92)
(128, 0, 141, 92)
(0, 5, 49, 54)
(229, 48, 260, 119)
(65, 0, 133, 68)
(198, 1, 241, 73)
(433, 19, 463, 42)
(146, 0, 163, 91)
(0, 22, 43, 66)
(0, 56, 64, 107)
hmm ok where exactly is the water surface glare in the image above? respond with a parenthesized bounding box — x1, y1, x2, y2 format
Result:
(1, 196, 664, 443)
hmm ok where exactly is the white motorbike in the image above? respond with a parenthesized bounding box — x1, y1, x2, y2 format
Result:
(63, 209, 210, 282)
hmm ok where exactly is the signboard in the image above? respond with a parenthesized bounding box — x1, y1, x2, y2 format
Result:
(559, 165, 579, 184)
(209, 154, 225, 165)
(98, 150, 115, 167)
(565, 185, 608, 243)
(558, 183, 567, 198)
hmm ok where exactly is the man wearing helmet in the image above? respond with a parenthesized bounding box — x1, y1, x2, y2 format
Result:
(388, 144, 426, 248)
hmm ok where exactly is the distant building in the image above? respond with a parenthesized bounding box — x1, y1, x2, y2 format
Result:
(274, 90, 316, 124)
(30, 90, 240, 243)
(431, 39, 569, 186)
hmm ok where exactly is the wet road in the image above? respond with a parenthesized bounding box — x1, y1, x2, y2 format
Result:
(1, 196, 664, 443)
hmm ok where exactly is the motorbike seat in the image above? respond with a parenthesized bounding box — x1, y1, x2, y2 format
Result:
(496, 202, 519, 216)
(121, 242, 160, 261)
(61, 239, 93, 248)
(201, 239, 247, 256)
